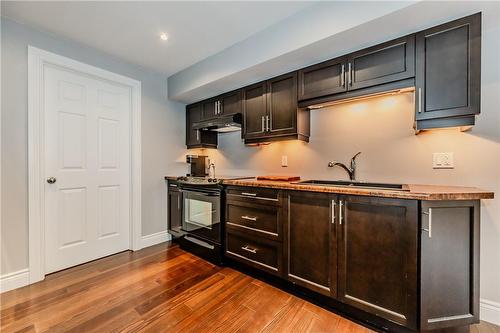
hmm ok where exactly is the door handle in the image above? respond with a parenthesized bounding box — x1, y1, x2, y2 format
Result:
(422, 208, 432, 238)
(241, 215, 257, 221)
(47, 177, 56, 184)
(341, 64, 345, 88)
(196, 129, 200, 141)
(417, 88, 422, 113)
(331, 200, 336, 224)
(261, 116, 265, 132)
(218, 101, 222, 115)
(266, 115, 270, 131)
(339, 200, 343, 225)
(241, 245, 257, 254)
(348, 63, 352, 86)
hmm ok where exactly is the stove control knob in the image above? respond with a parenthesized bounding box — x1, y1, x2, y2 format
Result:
(208, 178, 213, 183)
(212, 178, 217, 183)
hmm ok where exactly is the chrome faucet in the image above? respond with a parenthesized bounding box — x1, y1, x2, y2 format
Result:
(328, 152, 361, 181)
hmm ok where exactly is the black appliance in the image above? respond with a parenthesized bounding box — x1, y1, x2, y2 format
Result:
(167, 176, 253, 265)
(186, 155, 208, 177)
(192, 113, 242, 133)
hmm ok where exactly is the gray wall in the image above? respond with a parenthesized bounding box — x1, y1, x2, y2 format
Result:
(1, 18, 186, 275)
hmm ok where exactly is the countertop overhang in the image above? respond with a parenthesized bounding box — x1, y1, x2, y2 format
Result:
(164, 177, 494, 201)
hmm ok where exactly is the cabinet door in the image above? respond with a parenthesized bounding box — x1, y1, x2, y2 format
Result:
(420, 201, 479, 330)
(415, 13, 480, 121)
(287, 191, 336, 297)
(201, 98, 218, 120)
(186, 103, 202, 146)
(298, 56, 347, 101)
(219, 89, 241, 116)
(338, 196, 418, 329)
(186, 103, 217, 148)
(167, 185, 183, 237)
(267, 72, 298, 136)
(347, 35, 415, 91)
(242, 81, 267, 139)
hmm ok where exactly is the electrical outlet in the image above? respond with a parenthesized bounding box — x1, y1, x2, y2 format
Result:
(433, 152, 454, 169)
(281, 155, 288, 167)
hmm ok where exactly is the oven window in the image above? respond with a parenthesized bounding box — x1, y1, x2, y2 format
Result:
(185, 198, 213, 229)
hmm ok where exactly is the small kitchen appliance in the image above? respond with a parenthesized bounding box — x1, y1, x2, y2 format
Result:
(186, 155, 208, 177)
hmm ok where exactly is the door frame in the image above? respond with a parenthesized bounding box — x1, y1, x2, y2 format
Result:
(28, 46, 142, 283)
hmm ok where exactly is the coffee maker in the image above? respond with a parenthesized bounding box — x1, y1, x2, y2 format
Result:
(186, 155, 208, 177)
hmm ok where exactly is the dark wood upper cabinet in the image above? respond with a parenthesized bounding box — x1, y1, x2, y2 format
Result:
(298, 56, 348, 101)
(348, 35, 415, 91)
(415, 13, 481, 129)
(337, 195, 418, 329)
(219, 89, 242, 116)
(243, 72, 309, 144)
(242, 82, 267, 139)
(420, 200, 480, 331)
(201, 98, 218, 120)
(267, 73, 298, 136)
(186, 103, 217, 148)
(286, 191, 337, 297)
(298, 36, 414, 103)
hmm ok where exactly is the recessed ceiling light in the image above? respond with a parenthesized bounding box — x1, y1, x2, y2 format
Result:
(160, 33, 168, 41)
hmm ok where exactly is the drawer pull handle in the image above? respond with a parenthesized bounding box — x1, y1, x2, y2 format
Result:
(241, 192, 257, 197)
(241, 215, 257, 221)
(241, 245, 257, 254)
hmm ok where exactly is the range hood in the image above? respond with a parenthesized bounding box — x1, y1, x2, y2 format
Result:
(192, 113, 242, 133)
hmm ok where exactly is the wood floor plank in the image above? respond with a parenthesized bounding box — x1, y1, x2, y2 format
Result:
(1, 242, 498, 333)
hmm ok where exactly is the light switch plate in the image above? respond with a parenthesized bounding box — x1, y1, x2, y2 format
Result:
(433, 152, 454, 169)
(281, 155, 288, 167)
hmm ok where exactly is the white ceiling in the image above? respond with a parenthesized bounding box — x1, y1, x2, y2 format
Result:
(1, 1, 312, 76)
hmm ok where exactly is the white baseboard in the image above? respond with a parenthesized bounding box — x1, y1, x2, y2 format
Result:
(481, 298, 500, 326)
(0, 269, 30, 293)
(140, 230, 171, 249)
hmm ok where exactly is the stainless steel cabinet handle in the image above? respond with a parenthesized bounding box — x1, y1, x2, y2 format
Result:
(341, 64, 345, 88)
(241, 245, 257, 254)
(339, 200, 343, 225)
(261, 116, 265, 132)
(215, 101, 218, 115)
(348, 63, 352, 86)
(241, 215, 257, 221)
(219, 101, 222, 115)
(241, 192, 257, 197)
(422, 208, 432, 238)
(266, 115, 270, 131)
(47, 177, 56, 184)
(196, 129, 200, 141)
(331, 200, 336, 224)
(417, 88, 422, 113)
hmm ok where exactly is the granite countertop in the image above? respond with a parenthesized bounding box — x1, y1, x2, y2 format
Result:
(165, 176, 494, 200)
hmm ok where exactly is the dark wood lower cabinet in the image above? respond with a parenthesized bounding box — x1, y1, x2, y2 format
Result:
(338, 195, 418, 329)
(223, 187, 481, 332)
(286, 191, 337, 297)
(167, 182, 183, 237)
(420, 200, 480, 331)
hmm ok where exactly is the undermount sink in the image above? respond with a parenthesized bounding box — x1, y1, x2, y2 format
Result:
(293, 180, 409, 191)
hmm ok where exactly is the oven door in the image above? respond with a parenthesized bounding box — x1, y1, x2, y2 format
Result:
(181, 188, 221, 243)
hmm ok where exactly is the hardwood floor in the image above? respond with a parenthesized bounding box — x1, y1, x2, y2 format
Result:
(0, 242, 498, 333)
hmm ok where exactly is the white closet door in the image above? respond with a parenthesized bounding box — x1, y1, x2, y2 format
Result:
(44, 65, 131, 273)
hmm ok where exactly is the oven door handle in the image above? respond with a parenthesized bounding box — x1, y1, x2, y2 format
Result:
(179, 189, 220, 197)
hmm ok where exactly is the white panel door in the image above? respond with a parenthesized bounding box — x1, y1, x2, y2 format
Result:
(44, 65, 131, 273)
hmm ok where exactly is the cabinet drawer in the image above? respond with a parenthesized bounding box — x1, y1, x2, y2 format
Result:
(226, 231, 282, 276)
(226, 186, 280, 204)
(226, 201, 280, 240)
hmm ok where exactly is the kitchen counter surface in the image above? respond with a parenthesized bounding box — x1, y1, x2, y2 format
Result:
(220, 178, 494, 201)
(165, 176, 494, 200)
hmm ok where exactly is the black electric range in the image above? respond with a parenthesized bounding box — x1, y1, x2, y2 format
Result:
(167, 176, 252, 265)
